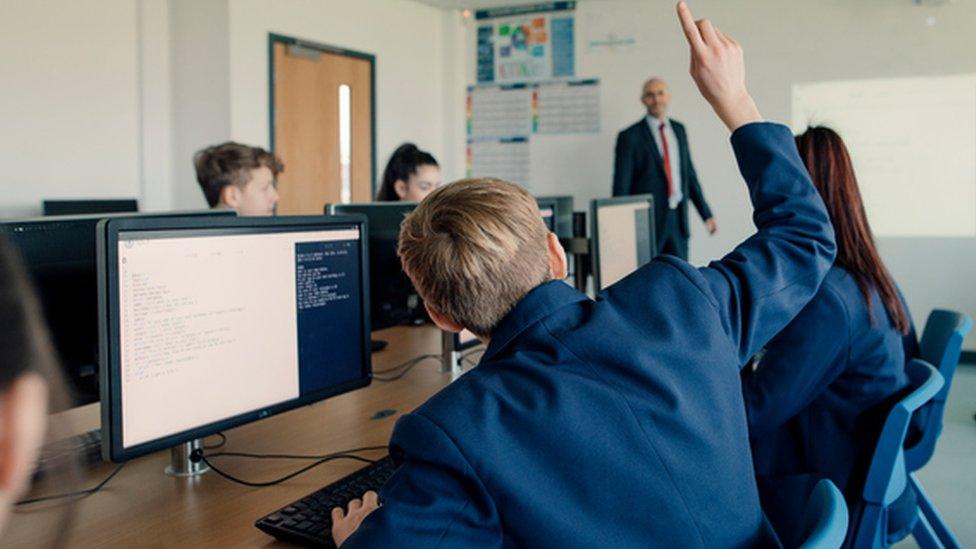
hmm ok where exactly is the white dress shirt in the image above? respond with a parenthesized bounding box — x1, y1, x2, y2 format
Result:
(646, 115, 683, 210)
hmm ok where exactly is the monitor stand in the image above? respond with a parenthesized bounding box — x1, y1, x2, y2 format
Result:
(440, 331, 464, 377)
(165, 439, 209, 477)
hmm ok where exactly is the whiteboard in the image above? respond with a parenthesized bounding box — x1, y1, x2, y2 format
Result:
(792, 75, 976, 237)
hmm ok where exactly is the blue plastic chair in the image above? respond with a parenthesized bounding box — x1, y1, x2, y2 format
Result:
(903, 310, 972, 548)
(848, 359, 944, 549)
(797, 479, 848, 549)
(906, 310, 973, 470)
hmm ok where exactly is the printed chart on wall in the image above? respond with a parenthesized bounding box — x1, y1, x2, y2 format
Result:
(476, 2, 576, 85)
(466, 80, 599, 185)
(792, 74, 976, 237)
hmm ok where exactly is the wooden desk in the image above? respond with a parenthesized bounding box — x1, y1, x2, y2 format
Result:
(2, 326, 459, 548)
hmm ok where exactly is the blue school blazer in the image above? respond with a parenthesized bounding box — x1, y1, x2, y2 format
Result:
(743, 267, 916, 536)
(344, 123, 836, 548)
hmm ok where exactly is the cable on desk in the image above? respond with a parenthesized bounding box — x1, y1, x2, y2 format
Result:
(372, 353, 439, 375)
(192, 451, 377, 488)
(373, 354, 440, 382)
(208, 444, 388, 461)
(203, 431, 227, 450)
(15, 463, 127, 507)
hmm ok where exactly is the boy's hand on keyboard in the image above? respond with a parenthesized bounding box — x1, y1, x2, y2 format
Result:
(331, 491, 380, 547)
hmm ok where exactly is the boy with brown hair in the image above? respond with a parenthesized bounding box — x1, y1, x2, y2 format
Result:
(193, 142, 283, 216)
(332, 2, 837, 546)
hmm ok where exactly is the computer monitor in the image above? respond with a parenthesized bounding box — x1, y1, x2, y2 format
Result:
(97, 215, 371, 462)
(327, 202, 423, 331)
(536, 195, 574, 240)
(589, 195, 657, 291)
(43, 199, 139, 216)
(0, 210, 234, 409)
(536, 198, 558, 233)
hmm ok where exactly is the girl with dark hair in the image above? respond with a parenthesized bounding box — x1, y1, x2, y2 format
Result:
(742, 126, 918, 542)
(376, 144, 441, 202)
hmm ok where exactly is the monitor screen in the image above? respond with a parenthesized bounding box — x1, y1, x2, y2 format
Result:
(537, 198, 558, 233)
(327, 203, 425, 331)
(535, 195, 574, 239)
(590, 195, 657, 291)
(0, 210, 233, 410)
(43, 199, 139, 216)
(99, 216, 370, 461)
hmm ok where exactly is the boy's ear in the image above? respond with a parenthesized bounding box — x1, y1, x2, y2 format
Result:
(547, 232, 567, 280)
(220, 185, 240, 208)
(424, 303, 464, 333)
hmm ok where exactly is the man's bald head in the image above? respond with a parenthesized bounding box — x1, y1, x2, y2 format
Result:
(641, 77, 671, 119)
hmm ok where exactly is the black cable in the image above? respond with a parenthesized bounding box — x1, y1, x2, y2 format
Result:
(193, 451, 378, 488)
(373, 353, 439, 375)
(207, 444, 388, 461)
(15, 463, 126, 507)
(202, 432, 227, 450)
(373, 354, 440, 382)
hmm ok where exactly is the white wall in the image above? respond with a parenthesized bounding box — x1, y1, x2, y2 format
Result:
(169, 0, 232, 210)
(452, 0, 976, 346)
(225, 0, 448, 197)
(0, 1, 143, 217)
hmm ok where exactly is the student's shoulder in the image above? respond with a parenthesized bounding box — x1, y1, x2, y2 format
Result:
(818, 267, 861, 314)
(603, 255, 720, 311)
(791, 267, 854, 330)
(408, 364, 506, 425)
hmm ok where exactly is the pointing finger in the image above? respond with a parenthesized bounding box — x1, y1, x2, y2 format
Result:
(676, 1, 705, 52)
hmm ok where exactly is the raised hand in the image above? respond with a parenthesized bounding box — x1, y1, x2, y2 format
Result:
(676, 1, 762, 131)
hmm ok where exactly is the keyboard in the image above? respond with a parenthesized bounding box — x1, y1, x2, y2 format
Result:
(33, 429, 102, 481)
(255, 456, 396, 547)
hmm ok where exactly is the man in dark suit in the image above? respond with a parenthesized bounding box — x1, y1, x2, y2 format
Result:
(613, 77, 717, 260)
(331, 3, 836, 546)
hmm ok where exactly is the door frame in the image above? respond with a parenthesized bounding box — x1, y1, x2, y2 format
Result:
(268, 33, 377, 197)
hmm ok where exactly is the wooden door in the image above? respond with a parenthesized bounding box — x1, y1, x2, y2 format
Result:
(272, 39, 374, 214)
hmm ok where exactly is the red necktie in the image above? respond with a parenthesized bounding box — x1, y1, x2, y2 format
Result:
(659, 122, 674, 198)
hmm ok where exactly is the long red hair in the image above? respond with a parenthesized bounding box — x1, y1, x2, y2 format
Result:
(795, 126, 909, 334)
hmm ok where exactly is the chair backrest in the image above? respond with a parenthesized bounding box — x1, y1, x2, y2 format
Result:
(798, 479, 848, 549)
(904, 310, 972, 471)
(851, 359, 944, 548)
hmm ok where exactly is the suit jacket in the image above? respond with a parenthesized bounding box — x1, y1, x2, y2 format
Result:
(345, 123, 836, 548)
(613, 117, 714, 240)
(743, 267, 916, 542)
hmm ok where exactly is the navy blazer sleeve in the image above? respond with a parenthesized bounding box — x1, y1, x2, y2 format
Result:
(742, 284, 850, 435)
(695, 123, 836, 365)
(612, 131, 634, 197)
(342, 413, 502, 548)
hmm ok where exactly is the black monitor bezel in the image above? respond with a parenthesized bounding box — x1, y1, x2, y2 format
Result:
(589, 195, 657, 292)
(0, 209, 235, 409)
(535, 195, 574, 240)
(43, 198, 139, 216)
(536, 197, 559, 234)
(97, 214, 372, 462)
(326, 202, 423, 331)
